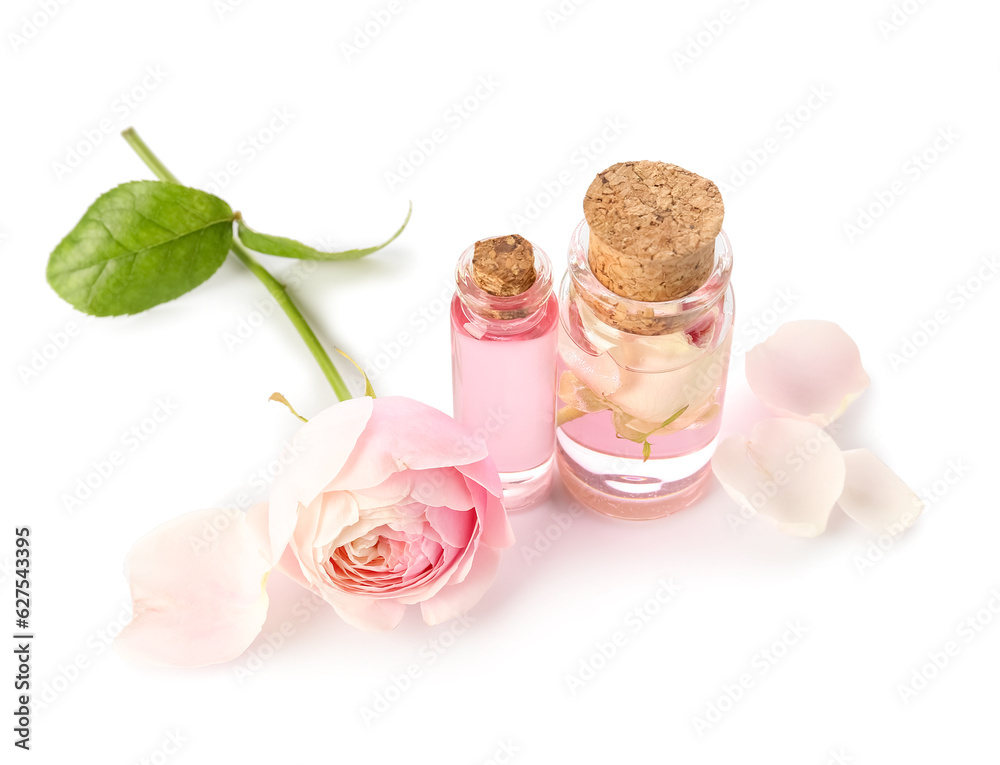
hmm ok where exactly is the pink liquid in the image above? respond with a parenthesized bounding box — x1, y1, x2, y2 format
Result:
(451, 294, 558, 473)
(557, 399, 724, 460)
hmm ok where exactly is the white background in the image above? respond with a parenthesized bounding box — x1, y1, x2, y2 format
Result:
(3, 0, 999, 762)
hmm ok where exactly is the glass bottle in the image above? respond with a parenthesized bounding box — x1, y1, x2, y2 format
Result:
(555, 220, 735, 520)
(451, 238, 558, 511)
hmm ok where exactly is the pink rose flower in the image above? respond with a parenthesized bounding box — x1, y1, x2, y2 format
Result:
(264, 396, 514, 630)
(116, 396, 513, 666)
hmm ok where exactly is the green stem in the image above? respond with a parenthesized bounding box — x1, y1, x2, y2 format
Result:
(120, 127, 352, 402)
(121, 128, 181, 185)
(230, 239, 351, 400)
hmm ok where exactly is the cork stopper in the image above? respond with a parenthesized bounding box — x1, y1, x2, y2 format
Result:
(472, 235, 537, 296)
(583, 161, 724, 303)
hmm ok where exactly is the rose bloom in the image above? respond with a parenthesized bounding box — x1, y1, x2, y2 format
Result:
(116, 396, 513, 667)
(265, 395, 514, 630)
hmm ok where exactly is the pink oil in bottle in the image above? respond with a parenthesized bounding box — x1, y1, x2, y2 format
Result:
(450, 237, 557, 511)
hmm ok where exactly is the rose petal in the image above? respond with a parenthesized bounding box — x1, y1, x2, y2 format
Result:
(425, 505, 477, 548)
(322, 504, 410, 552)
(420, 544, 504, 626)
(712, 418, 846, 537)
(266, 396, 374, 565)
(455, 457, 503, 500)
(115, 505, 271, 667)
(354, 468, 477, 510)
(317, 589, 408, 631)
(311, 491, 361, 549)
(558, 370, 612, 415)
(245, 500, 270, 547)
(402, 481, 508, 604)
(327, 397, 491, 493)
(838, 449, 924, 534)
(468, 480, 514, 550)
(745, 320, 870, 425)
(607, 333, 728, 426)
(276, 532, 438, 631)
(557, 308, 622, 400)
(276, 543, 312, 590)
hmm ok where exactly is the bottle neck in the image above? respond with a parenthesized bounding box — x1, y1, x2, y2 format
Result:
(454, 240, 554, 336)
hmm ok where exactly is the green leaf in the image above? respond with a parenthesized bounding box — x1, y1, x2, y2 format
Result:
(642, 440, 652, 462)
(612, 405, 687, 445)
(659, 405, 689, 430)
(235, 202, 411, 262)
(47, 181, 234, 316)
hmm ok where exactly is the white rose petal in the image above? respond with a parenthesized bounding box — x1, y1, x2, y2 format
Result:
(712, 418, 846, 537)
(745, 320, 870, 426)
(838, 449, 924, 534)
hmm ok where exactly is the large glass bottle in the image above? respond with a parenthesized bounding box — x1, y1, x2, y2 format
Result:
(555, 220, 735, 520)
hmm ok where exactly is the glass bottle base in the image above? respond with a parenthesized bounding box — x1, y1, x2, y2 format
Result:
(500, 455, 555, 512)
(555, 432, 716, 520)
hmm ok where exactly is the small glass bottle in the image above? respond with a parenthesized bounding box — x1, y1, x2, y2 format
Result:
(555, 163, 735, 520)
(451, 235, 558, 511)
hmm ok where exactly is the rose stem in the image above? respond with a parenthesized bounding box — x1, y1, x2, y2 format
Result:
(120, 127, 353, 403)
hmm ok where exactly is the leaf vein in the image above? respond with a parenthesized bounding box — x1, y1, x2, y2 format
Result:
(50, 217, 232, 275)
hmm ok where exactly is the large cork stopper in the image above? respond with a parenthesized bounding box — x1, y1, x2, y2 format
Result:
(472, 235, 536, 296)
(583, 161, 724, 303)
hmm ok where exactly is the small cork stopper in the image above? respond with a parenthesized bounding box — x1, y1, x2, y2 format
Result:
(472, 235, 536, 297)
(584, 161, 724, 303)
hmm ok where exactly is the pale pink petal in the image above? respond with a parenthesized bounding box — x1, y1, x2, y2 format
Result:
(838, 449, 924, 534)
(557, 332, 621, 401)
(712, 418, 846, 537)
(322, 504, 404, 551)
(312, 491, 361, 548)
(389, 533, 478, 606)
(289, 494, 321, 555)
(425, 505, 477, 548)
(397, 483, 508, 606)
(276, 543, 312, 590)
(393, 484, 509, 597)
(266, 396, 374, 565)
(420, 544, 504, 626)
(348, 476, 410, 509)
(469, 480, 514, 550)
(355, 468, 476, 510)
(245, 502, 271, 549)
(321, 590, 407, 631)
(607, 333, 724, 425)
(456, 456, 503, 499)
(327, 397, 490, 492)
(116, 507, 271, 667)
(745, 320, 870, 426)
